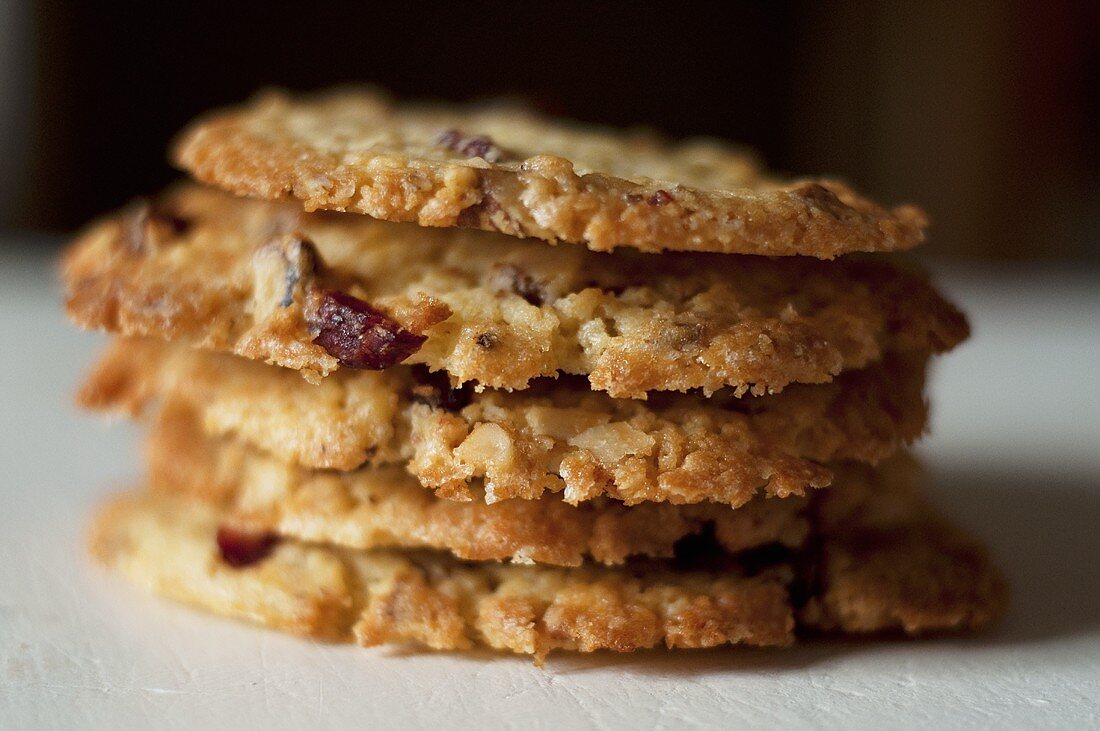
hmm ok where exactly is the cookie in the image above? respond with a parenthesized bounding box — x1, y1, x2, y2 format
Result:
(173, 88, 926, 258)
(90, 460, 1004, 659)
(145, 402, 810, 566)
(82, 339, 928, 506)
(63, 185, 967, 397)
(89, 491, 797, 660)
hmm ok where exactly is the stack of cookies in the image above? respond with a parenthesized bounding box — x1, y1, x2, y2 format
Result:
(64, 89, 1005, 661)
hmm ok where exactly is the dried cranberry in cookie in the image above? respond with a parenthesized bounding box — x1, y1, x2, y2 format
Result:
(308, 290, 426, 370)
(216, 525, 279, 568)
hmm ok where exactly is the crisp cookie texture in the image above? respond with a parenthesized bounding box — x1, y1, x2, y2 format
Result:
(62, 185, 967, 397)
(801, 458, 1008, 634)
(90, 492, 796, 660)
(81, 338, 929, 506)
(173, 88, 927, 258)
(144, 403, 811, 566)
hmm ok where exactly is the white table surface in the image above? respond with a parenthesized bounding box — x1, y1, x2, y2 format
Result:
(1, 246, 1098, 730)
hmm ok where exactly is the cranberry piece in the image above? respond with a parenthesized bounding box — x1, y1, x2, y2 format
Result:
(436, 128, 506, 163)
(217, 526, 278, 568)
(310, 290, 426, 370)
(648, 190, 674, 206)
(437, 128, 462, 148)
(464, 137, 491, 158)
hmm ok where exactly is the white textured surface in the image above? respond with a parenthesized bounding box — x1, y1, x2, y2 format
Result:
(1, 248, 1098, 729)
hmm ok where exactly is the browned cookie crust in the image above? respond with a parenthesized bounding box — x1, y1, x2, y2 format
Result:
(174, 88, 926, 258)
(82, 339, 928, 506)
(145, 402, 810, 567)
(63, 185, 967, 397)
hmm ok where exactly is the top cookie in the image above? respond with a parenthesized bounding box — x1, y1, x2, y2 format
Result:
(173, 88, 927, 258)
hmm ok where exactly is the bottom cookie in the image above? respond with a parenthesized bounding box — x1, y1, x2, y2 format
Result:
(89, 466, 1006, 661)
(90, 492, 795, 658)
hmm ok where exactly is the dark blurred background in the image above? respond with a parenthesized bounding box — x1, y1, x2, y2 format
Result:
(1, 0, 1097, 259)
